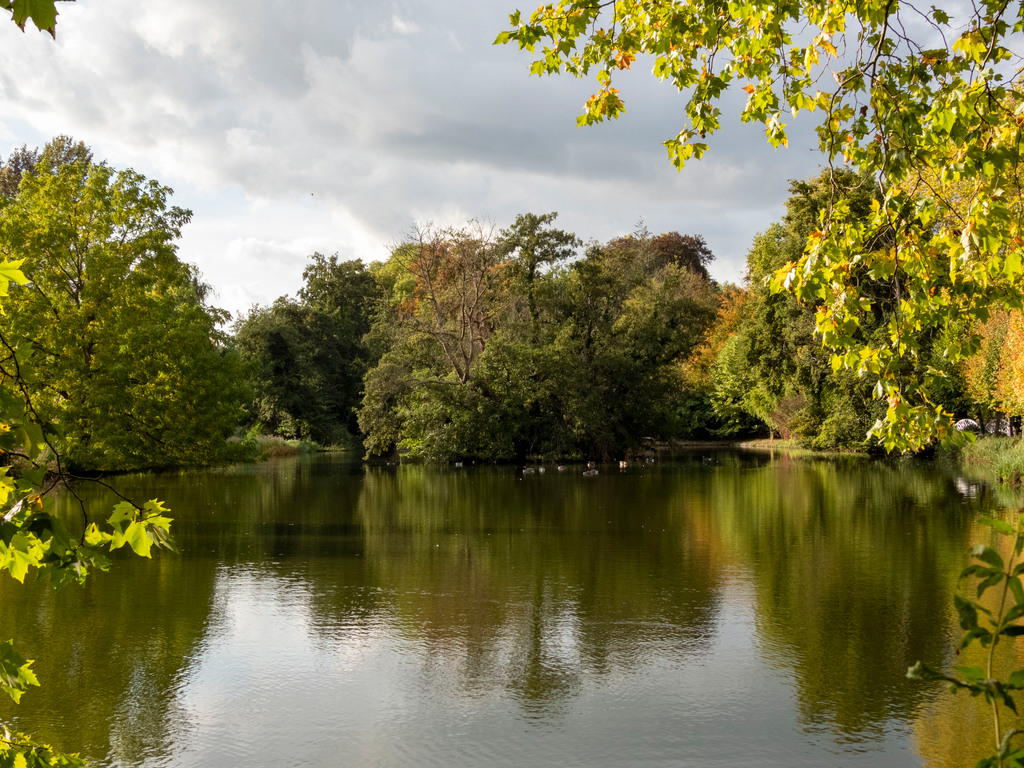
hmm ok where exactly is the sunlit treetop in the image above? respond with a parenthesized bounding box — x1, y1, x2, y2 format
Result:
(498, 0, 1024, 451)
(496, 0, 1021, 165)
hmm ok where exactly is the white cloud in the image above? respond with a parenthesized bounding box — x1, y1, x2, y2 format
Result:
(0, 0, 824, 317)
(390, 14, 418, 36)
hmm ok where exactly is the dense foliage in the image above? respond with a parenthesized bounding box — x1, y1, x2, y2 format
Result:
(707, 170, 885, 447)
(0, 249, 176, 765)
(0, 140, 247, 472)
(233, 254, 379, 447)
(356, 214, 721, 461)
(226, 182, 1024, 459)
(230, 177, 1024, 458)
(499, 0, 1024, 451)
(0, 7, 192, 762)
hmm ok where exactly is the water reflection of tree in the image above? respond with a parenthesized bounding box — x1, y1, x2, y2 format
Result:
(0, 452, 1005, 764)
(0, 535, 216, 765)
(709, 454, 978, 743)
(307, 465, 728, 719)
(911, 515, 1024, 767)
(113, 455, 371, 564)
(0, 456, 369, 766)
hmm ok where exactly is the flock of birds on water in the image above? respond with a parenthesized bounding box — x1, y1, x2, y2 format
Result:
(450, 458, 658, 476)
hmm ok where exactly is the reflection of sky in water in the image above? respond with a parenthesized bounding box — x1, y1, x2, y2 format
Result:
(953, 478, 980, 499)
(148, 564, 926, 767)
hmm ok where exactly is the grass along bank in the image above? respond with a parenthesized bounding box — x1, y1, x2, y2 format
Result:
(957, 436, 1024, 486)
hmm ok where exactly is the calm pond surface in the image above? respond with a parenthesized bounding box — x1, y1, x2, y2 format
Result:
(0, 449, 1019, 766)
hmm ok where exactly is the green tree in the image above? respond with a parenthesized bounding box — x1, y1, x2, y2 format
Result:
(708, 329, 762, 436)
(233, 254, 379, 446)
(499, 0, 1024, 450)
(498, 212, 581, 342)
(701, 170, 895, 447)
(0, 143, 245, 471)
(232, 300, 312, 439)
(588, 239, 719, 447)
(360, 216, 721, 461)
(358, 222, 511, 460)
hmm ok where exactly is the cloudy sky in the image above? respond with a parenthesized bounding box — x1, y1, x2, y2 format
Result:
(0, 0, 825, 320)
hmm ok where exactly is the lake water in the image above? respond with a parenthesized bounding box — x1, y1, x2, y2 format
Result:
(0, 449, 1018, 766)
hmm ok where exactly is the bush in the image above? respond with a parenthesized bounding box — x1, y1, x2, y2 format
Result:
(222, 435, 261, 463)
(254, 435, 322, 459)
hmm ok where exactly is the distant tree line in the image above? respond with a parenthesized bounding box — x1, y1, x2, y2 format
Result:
(236, 170, 1007, 459)
(3, 136, 1017, 471)
(235, 213, 725, 461)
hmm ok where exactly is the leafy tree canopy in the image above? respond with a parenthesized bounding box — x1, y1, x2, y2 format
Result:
(233, 254, 379, 447)
(499, 0, 1024, 451)
(0, 15, 180, 768)
(0, 139, 246, 471)
(359, 215, 721, 461)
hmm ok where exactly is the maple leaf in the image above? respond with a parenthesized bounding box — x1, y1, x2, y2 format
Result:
(0, 0, 62, 38)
